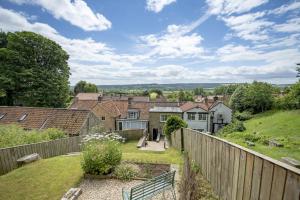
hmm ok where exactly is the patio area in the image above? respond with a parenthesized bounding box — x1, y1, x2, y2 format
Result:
(139, 140, 166, 151)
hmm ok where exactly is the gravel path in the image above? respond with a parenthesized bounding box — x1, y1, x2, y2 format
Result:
(78, 178, 178, 200)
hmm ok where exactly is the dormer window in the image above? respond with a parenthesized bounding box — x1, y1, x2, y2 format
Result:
(128, 109, 139, 119)
(0, 113, 6, 120)
(18, 114, 28, 122)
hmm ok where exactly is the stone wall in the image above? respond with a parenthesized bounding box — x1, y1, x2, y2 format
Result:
(117, 129, 144, 140)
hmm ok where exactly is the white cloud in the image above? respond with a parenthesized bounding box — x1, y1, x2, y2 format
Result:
(216, 44, 262, 62)
(8, 0, 111, 31)
(222, 12, 273, 41)
(146, 0, 176, 13)
(206, 0, 268, 15)
(268, 1, 300, 15)
(273, 18, 300, 33)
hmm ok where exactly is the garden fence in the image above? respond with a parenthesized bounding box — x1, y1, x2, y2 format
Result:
(0, 136, 81, 175)
(171, 128, 300, 200)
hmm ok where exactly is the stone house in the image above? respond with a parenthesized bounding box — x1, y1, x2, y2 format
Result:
(149, 107, 182, 140)
(0, 106, 100, 135)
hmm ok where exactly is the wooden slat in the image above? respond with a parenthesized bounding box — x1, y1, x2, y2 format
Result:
(227, 145, 235, 200)
(283, 171, 300, 200)
(243, 153, 254, 200)
(250, 156, 263, 200)
(231, 147, 240, 200)
(237, 150, 247, 200)
(259, 160, 274, 200)
(270, 166, 287, 200)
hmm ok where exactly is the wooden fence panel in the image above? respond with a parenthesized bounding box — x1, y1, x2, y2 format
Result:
(170, 128, 300, 200)
(0, 136, 81, 175)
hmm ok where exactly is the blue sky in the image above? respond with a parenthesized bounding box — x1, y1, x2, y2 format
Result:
(0, 0, 300, 85)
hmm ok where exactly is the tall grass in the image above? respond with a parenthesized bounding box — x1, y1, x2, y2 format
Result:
(0, 125, 66, 148)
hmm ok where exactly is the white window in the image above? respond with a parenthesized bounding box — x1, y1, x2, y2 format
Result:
(128, 111, 138, 119)
(187, 112, 196, 120)
(160, 114, 169, 122)
(19, 114, 28, 121)
(0, 113, 6, 120)
(198, 113, 207, 120)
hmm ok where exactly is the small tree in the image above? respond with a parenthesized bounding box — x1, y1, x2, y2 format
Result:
(163, 115, 187, 137)
(74, 80, 98, 94)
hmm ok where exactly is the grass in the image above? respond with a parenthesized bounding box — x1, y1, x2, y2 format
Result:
(222, 110, 300, 161)
(0, 156, 82, 200)
(0, 140, 182, 200)
(121, 140, 183, 165)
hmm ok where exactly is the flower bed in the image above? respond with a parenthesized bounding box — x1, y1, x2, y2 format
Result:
(84, 162, 170, 180)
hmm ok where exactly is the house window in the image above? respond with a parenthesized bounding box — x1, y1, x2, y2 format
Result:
(101, 116, 105, 120)
(18, 114, 28, 121)
(198, 113, 207, 120)
(160, 114, 169, 122)
(187, 112, 196, 120)
(0, 113, 6, 120)
(128, 111, 138, 119)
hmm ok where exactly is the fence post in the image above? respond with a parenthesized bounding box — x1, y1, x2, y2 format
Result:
(181, 128, 184, 152)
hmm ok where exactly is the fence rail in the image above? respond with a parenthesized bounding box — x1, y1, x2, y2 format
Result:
(171, 128, 300, 200)
(0, 136, 81, 175)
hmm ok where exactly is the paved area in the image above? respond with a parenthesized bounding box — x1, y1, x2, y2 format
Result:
(78, 179, 178, 200)
(139, 140, 165, 151)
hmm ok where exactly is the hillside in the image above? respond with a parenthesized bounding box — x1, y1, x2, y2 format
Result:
(222, 110, 300, 161)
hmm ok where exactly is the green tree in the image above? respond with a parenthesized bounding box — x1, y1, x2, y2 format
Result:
(193, 87, 205, 95)
(74, 80, 98, 94)
(230, 82, 274, 113)
(214, 84, 239, 95)
(0, 31, 70, 107)
(163, 115, 187, 137)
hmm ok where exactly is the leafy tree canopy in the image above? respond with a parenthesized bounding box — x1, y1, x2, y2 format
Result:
(163, 115, 187, 137)
(74, 80, 98, 94)
(193, 87, 205, 95)
(214, 84, 239, 95)
(230, 81, 274, 113)
(0, 31, 70, 107)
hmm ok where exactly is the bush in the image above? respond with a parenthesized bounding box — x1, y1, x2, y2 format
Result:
(0, 125, 66, 148)
(218, 120, 245, 135)
(81, 140, 122, 175)
(44, 128, 66, 140)
(114, 163, 139, 181)
(234, 111, 253, 121)
(163, 115, 187, 137)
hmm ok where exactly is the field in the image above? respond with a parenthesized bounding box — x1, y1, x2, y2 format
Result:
(222, 110, 300, 161)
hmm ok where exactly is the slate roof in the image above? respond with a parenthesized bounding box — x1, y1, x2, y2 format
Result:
(0, 106, 91, 135)
(149, 107, 182, 113)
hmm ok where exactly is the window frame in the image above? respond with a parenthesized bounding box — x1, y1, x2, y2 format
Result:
(18, 114, 28, 122)
(128, 111, 138, 119)
(187, 112, 196, 120)
(160, 114, 169, 122)
(198, 113, 207, 121)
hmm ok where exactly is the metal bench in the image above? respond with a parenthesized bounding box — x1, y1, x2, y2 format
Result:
(122, 171, 176, 200)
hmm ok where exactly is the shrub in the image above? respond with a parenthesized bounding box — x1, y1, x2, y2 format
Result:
(218, 120, 245, 136)
(234, 111, 253, 121)
(81, 140, 122, 175)
(114, 163, 139, 181)
(0, 125, 66, 148)
(44, 128, 66, 140)
(163, 115, 187, 137)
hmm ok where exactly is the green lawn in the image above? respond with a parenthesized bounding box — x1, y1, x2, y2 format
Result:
(222, 110, 300, 161)
(0, 141, 182, 200)
(121, 141, 183, 164)
(0, 156, 82, 200)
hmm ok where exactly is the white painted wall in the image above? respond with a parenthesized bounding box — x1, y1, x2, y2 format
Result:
(117, 120, 148, 130)
(210, 103, 232, 132)
(183, 107, 208, 131)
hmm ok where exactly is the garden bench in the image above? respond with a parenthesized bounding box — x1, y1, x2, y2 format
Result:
(122, 171, 176, 200)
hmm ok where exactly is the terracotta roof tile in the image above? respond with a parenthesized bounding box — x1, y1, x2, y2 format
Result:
(0, 106, 91, 135)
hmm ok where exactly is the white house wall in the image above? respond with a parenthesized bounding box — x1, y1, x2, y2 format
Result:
(210, 103, 232, 124)
(183, 107, 208, 132)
